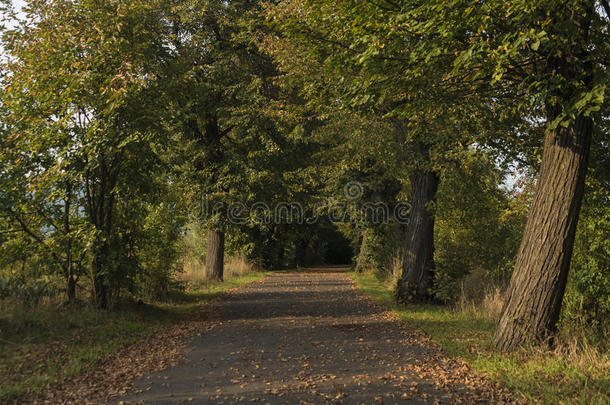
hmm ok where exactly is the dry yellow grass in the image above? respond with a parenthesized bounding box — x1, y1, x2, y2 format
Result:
(384, 254, 402, 289)
(456, 284, 504, 321)
(177, 252, 257, 288)
(453, 275, 609, 393)
(352, 270, 610, 404)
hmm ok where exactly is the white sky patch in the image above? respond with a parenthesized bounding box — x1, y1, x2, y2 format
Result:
(11, 0, 25, 13)
(1, 1, 26, 54)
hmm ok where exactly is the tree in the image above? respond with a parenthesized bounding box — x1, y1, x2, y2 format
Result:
(1, 0, 169, 308)
(160, 0, 291, 280)
(265, 0, 492, 301)
(385, 0, 608, 350)
(449, 0, 607, 351)
(313, 113, 404, 274)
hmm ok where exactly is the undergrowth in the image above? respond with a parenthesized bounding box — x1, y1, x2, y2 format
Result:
(351, 270, 610, 405)
(0, 271, 267, 402)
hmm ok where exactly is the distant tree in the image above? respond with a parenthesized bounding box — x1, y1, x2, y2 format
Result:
(265, 0, 492, 302)
(159, 0, 292, 280)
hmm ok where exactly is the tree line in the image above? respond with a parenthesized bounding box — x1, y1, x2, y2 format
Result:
(0, 0, 608, 352)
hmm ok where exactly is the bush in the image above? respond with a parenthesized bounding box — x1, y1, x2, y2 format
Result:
(433, 150, 527, 303)
(560, 185, 610, 345)
(136, 202, 186, 301)
(0, 274, 63, 307)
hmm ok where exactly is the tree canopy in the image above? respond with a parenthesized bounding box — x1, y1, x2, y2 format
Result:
(1, 0, 608, 352)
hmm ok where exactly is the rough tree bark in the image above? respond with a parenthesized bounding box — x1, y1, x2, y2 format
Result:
(206, 229, 225, 281)
(494, 112, 593, 352)
(396, 142, 440, 303)
(355, 228, 371, 273)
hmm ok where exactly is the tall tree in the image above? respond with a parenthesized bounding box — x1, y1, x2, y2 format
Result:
(445, 0, 608, 351)
(374, 0, 608, 349)
(1, 0, 169, 307)
(265, 0, 488, 301)
(162, 0, 296, 279)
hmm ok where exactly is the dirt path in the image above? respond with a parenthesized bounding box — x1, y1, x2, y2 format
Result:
(119, 268, 514, 404)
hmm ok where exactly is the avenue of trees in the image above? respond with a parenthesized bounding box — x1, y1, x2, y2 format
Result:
(1, 0, 608, 352)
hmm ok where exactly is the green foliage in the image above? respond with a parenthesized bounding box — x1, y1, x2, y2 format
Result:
(0, 274, 63, 308)
(0, 271, 267, 402)
(136, 200, 187, 300)
(561, 129, 610, 344)
(0, 0, 172, 306)
(309, 113, 405, 273)
(433, 149, 527, 302)
(0, 0, 185, 306)
(352, 270, 610, 405)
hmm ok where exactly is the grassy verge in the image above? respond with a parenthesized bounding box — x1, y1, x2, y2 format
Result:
(0, 271, 267, 402)
(350, 271, 609, 405)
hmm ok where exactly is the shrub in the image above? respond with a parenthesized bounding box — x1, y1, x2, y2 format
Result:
(0, 274, 62, 307)
(560, 188, 610, 345)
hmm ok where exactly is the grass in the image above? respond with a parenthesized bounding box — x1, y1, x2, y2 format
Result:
(179, 252, 259, 287)
(350, 270, 610, 405)
(0, 270, 267, 403)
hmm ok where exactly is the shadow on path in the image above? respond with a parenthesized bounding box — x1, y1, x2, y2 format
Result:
(118, 268, 508, 404)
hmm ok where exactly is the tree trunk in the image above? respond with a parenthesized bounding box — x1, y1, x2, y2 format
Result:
(93, 276, 108, 309)
(295, 235, 309, 267)
(67, 275, 76, 302)
(65, 250, 76, 302)
(396, 142, 440, 303)
(355, 228, 371, 273)
(63, 184, 76, 302)
(494, 113, 592, 352)
(206, 229, 224, 281)
(92, 240, 110, 309)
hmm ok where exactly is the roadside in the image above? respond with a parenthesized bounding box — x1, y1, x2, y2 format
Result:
(350, 271, 610, 404)
(119, 268, 515, 404)
(0, 272, 267, 403)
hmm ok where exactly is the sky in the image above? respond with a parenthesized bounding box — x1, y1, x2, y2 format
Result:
(0, 1, 25, 55)
(6, 0, 25, 21)
(2, 0, 26, 29)
(11, 0, 25, 11)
